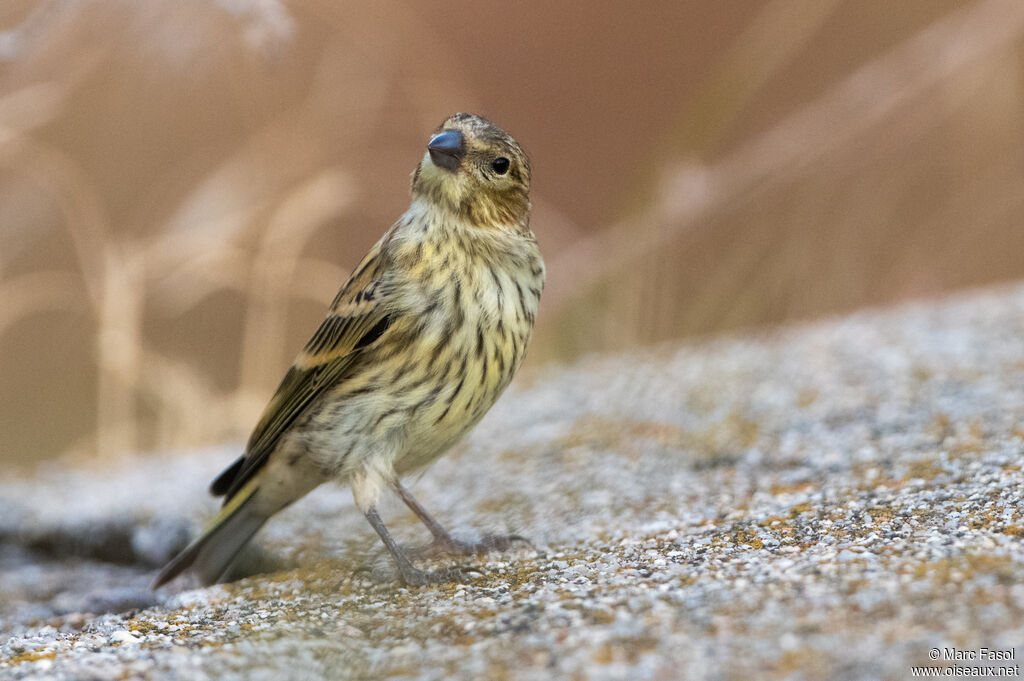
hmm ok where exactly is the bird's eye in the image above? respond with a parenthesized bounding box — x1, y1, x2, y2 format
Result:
(491, 157, 510, 175)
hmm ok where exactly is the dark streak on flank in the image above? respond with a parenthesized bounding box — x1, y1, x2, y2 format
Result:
(451, 277, 465, 327)
(433, 396, 454, 425)
(427, 334, 450, 370)
(479, 351, 489, 387)
(400, 373, 431, 392)
(374, 408, 400, 427)
(514, 280, 527, 320)
(346, 384, 377, 397)
(489, 268, 504, 308)
(495, 344, 506, 376)
(475, 324, 485, 359)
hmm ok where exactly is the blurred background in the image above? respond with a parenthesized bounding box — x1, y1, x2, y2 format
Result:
(2, 0, 1023, 468)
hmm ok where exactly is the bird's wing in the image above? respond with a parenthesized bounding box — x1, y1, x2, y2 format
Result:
(215, 244, 396, 502)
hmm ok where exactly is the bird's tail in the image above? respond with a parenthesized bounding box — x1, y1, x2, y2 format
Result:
(152, 479, 267, 589)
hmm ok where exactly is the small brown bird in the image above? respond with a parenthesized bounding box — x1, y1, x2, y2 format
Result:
(154, 113, 543, 588)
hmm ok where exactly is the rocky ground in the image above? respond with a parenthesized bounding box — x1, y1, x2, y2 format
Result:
(2, 283, 1024, 680)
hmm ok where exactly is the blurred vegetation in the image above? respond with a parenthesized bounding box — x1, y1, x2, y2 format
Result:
(1, 0, 1023, 466)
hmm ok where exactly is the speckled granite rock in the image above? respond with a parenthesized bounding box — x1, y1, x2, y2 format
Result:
(3, 283, 1024, 680)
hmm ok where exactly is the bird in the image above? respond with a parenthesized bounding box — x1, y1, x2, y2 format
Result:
(153, 113, 544, 588)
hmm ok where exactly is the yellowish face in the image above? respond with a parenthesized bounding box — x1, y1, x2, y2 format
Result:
(412, 113, 531, 228)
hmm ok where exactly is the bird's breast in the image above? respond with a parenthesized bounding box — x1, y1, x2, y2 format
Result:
(384, 229, 543, 471)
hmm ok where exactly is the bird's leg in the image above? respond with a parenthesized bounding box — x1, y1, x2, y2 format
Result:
(393, 480, 458, 547)
(393, 480, 532, 559)
(362, 506, 464, 586)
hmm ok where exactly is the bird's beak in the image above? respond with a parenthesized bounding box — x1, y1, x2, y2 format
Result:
(428, 130, 465, 172)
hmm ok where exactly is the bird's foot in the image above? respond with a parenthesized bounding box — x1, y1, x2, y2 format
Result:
(407, 533, 533, 561)
(396, 563, 478, 587)
(354, 558, 482, 586)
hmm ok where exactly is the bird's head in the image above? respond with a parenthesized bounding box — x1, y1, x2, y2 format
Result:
(411, 113, 531, 230)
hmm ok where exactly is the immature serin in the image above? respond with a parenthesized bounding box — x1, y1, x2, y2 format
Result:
(154, 113, 543, 588)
